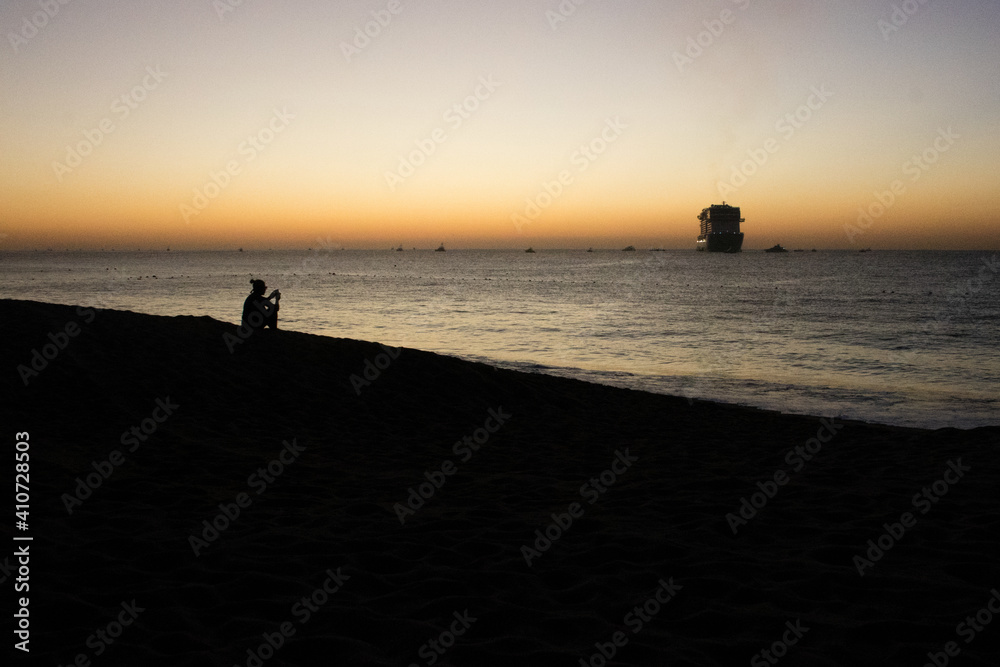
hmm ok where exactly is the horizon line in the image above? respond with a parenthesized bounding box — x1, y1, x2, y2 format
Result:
(1, 246, 996, 253)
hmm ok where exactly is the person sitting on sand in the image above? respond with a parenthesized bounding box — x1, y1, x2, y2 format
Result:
(243, 278, 280, 331)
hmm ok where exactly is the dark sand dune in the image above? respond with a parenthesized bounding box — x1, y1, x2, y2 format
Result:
(3, 299, 999, 666)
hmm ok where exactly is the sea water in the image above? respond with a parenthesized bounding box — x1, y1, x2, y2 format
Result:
(2, 249, 997, 429)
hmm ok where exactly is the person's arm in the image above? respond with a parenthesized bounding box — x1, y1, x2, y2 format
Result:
(248, 294, 275, 318)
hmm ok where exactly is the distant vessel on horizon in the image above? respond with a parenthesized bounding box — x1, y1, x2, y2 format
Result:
(765, 244, 789, 253)
(435, 243, 446, 252)
(697, 202, 744, 253)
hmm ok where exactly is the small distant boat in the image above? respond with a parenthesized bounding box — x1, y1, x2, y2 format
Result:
(396, 245, 404, 252)
(811, 249, 817, 252)
(587, 247, 594, 253)
(435, 243, 446, 252)
(764, 244, 788, 253)
(238, 248, 243, 252)
(525, 247, 536, 253)
(859, 248, 872, 253)
(622, 245, 636, 252)
(793, 249, 805, 252)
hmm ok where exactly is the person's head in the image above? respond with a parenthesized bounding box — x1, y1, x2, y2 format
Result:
(250, 279, 266, 296)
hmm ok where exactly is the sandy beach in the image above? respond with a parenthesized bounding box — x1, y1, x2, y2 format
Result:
(4, 298, 999, 666)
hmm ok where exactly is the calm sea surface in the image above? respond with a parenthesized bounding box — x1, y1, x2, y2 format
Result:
(3, 249, 998, 429)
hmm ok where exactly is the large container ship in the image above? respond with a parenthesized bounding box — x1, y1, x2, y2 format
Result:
(696, 202, 744, 253)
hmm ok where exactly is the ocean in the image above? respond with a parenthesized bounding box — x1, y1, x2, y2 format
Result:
(3, 248, 998, 429)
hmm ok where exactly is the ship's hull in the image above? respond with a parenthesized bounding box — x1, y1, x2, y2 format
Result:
(697, 232, 744, 253)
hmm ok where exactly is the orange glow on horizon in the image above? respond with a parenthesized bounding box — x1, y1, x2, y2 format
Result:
(1, 3, 997, 251)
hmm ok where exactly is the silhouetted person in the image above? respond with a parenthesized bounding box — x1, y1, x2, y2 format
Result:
(243, 279, 280, 331)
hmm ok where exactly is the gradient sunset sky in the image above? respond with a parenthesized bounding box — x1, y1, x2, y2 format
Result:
(1, 0, 998, 249)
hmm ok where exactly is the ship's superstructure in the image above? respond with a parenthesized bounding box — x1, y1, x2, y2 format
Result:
(697, 203, 745, 253)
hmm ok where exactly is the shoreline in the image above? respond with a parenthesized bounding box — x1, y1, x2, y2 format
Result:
(4, 299, 999, 665)
(5, 293, 990, 432)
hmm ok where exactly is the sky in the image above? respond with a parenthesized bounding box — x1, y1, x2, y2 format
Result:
(1, 0, 998, 250)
